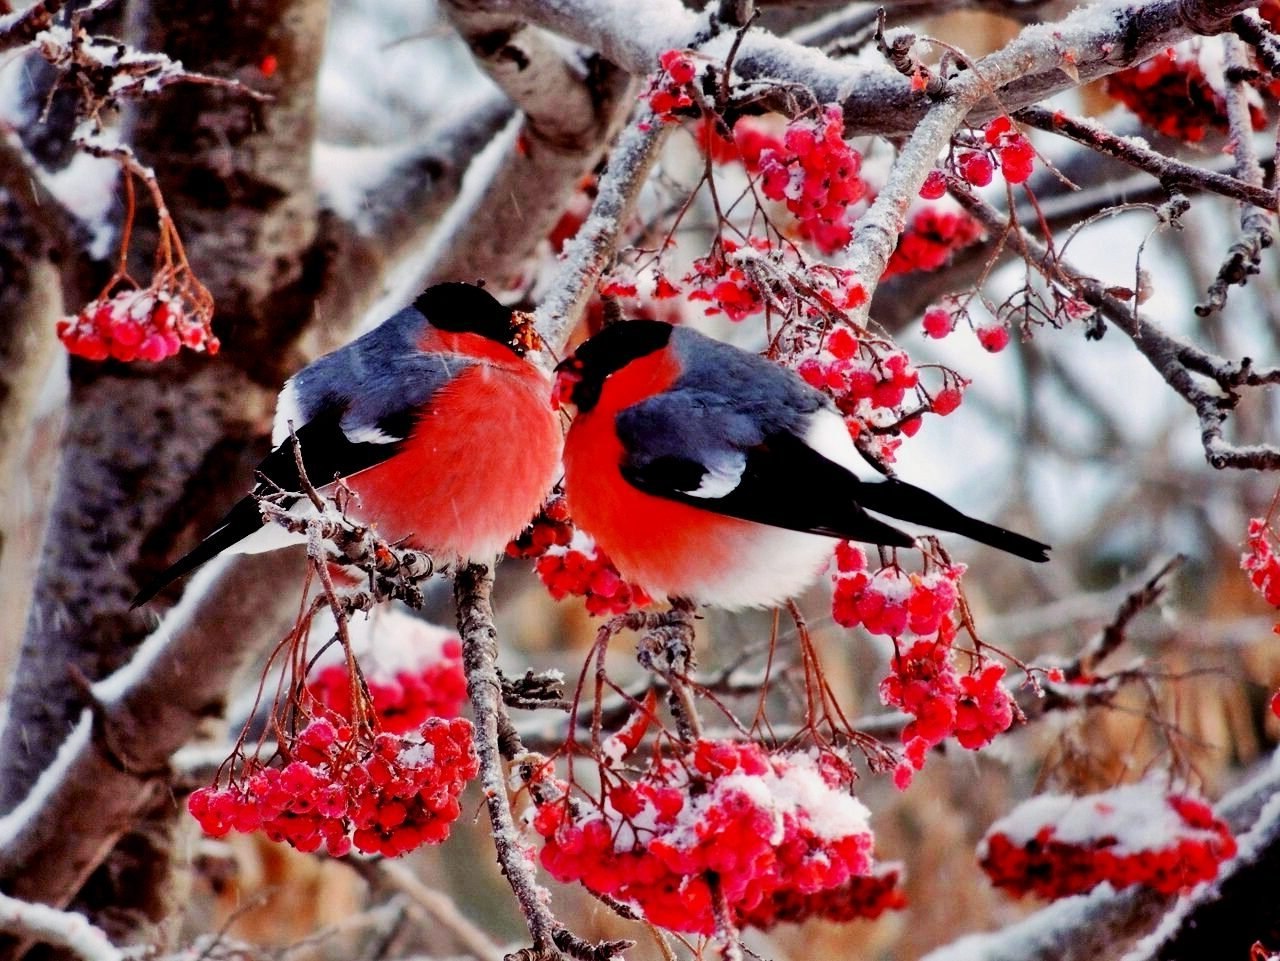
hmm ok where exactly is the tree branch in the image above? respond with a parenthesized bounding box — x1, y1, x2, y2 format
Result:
(414, 4, 633, 292)
(0, 893, 121, 961)
(0, 550, 304, 912)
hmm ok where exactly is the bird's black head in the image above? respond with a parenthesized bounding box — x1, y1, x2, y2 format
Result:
(554, 320, 674, 413)
(414, 282, 535, 355)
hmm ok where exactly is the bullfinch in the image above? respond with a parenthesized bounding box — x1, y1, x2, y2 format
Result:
(132, 282, 562, 607)
(555, 320, 1049, 609)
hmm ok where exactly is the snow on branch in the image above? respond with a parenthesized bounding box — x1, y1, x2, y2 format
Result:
(0, 893, 122, 961)
(413, 2, 633, 293)
(534, 114, 671, 352)
(476, 0, 1256, 136)
(0, 551, 304, 909)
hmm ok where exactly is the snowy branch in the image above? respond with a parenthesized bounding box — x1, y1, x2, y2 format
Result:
(950, 181, 1280, 472)
(414, 3, 633, 292)
(534, 114, 672, 351)
(0, 551, 304, 912)
(469, 0, 1256, 136)
(0, 893, 122, 961)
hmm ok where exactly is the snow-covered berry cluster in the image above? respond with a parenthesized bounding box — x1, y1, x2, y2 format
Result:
(793, 326, 964, 463)
(188, 715, 478, 858)
(685, 238, 769, 321)
(528, 741, 885, 935)
(979, 783, 1237, 899)
(647, 50, 697, 122)
(685, 238, 868, 324)
(831, 544, 1015, 787)
(758, 105, 867, 253)
(57, 288, 219, 362)
(831, 543, 963, 637)
(306, 612, 466, 734)
(535, 529, 652, 616)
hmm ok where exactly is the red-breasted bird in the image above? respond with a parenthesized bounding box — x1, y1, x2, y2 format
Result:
(132, 282, 562, 607)
(555, 320, 1049, 609)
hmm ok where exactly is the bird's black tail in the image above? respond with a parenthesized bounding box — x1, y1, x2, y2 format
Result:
(130, 496, 264, 609)
(856, 477, 1050, 562)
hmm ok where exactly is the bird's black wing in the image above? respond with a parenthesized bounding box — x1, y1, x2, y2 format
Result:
(130, 407, 412, 609)
(615, 394, 918, 549)
(616, 393, 1050, 561)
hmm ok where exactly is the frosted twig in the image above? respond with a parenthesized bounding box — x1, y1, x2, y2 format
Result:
(454, 563, 631, 961)
(1195, 34, 1274, 316)
(949, 181, 1280, 471)
(488, 0, 1256, 136)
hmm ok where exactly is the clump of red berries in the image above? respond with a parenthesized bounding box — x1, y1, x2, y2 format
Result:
(686, 238, 769, 321)
(883, 206, 983, 278)
(740, 863, 907, 929)
(1104, 48, 1251, 144)
(528, 741, 882, 935)
(188, 715, 479, 858)
(306, 615, 466, 734)
(57, 288, 219, 363)
(983, 116, 1036, 184)
(979, 784, 1237, 899)
(831, 544, 1016, 787)
(647, 50, 698, 122)
(535, 529, 652, 616)
(758, 105, 867, 253)
(507, 493, 574, 559)
(1242, 515, 1280, 607)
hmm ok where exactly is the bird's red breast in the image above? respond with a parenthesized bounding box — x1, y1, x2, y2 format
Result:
(563, 344, 785, 602)
(344, 331, 561, 561)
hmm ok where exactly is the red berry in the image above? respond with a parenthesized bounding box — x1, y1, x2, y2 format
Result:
(922, 307, 955, 339)
(959, 152, 994, 187)
(919, 170, 947, 199)
(976, 324, 1010, 352)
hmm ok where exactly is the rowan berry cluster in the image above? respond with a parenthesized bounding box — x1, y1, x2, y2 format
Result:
(507, 493, 574, 559)
(684, 238, 869, 325)
(188, 715, 479, 857)
(647, 50, 697, 121)
(883, 206, 983, 278)
(685, 238, 768, 321)
(528, 741, 886, 935)
(535, 529, 652, 615)
(979, 784, 1237, 899)
(306, 622, 466, 734)
(741, 864, 907, 929)
(1240, 516, 1280, 717)
(57, 288, 219, 362)
(1104, 48, 1240, 144)
(758, 106, 867, 253)
(1242, 516, 1280, 607)
(832, 544, 1015, 787)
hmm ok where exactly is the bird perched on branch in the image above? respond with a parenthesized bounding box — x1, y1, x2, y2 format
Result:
(555, 320, 1049, 609)
(133, 282, 562, 607)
